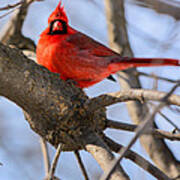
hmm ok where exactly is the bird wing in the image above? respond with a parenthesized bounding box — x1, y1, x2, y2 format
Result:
(66, 32, 118, 58)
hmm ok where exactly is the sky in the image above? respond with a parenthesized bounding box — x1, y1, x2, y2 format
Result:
(0, 0, 180, 179)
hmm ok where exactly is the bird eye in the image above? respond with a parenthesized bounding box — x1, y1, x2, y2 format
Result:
(49, 20, 67, 35)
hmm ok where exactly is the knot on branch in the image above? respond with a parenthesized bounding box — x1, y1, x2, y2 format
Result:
(25, 92, 107, 151)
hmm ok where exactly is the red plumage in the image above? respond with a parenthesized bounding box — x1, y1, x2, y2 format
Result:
(37, 1, 180, 88)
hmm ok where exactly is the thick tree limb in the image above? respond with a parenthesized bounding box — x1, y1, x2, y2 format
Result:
(1, 0, 180, 178)
(0, 43, 130, 179)
(0, 42, 106, 149)
(0, 1, 128, 178)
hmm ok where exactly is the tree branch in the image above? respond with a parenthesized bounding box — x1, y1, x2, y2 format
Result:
(0, 1, 23, 11)
(0, 0, 37, 51)
(48, 144, 62, 180)
(101, 89, 172, 180)
(84, 131, 130, 180)
(136, 71, 179, 84)
(85, 89, 180, 112)
(40, 138, 50, 176)
(106, 120, 180, 141)
(104, 136, 172, 180)
(132, 0, 180, 20)
(74, 151, 89, 180)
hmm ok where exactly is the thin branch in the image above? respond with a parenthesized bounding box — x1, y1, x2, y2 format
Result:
(84, 89, 180, 112)
(168, 105, 180, 114)
(159, 110, 180, 132)
(0, 0, 41, 20)
(104, 136, 172, 180)
(131, 0, 180, 20)
(40, 137, 50, 176)
(48, 144, 62, 180)
(0, 8, 18, 19)
(0, 1, 23, 11)
(101, 84, 179, 180)
(106, 119, 180, 141)
(148, 102, 180, 133)
(74, 151, 89, 180)
(137, 71, 179, 84)
(84, 131, 129, 180)
(0, 0, 37, 51)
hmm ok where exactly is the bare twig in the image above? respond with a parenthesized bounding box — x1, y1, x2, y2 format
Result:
(148, 102, 180, 132)
(74, 151, 89, 180)
(84, 89, 180, 112)
(106, 119, 180, 141)
(168, 105, 180, 114)
(0, 1, 23, 11)
(0, 0, 37, 51)
(101, 84, 179, 180)
(137, 71, 179, 84)
(40, 138, 50, 176)
(0, 0, 41, 19)
(0, 8, 18, 19)
(131, 0, 180, 20)
(48, 144, 62, 180)
(159, 111, 180, 132)
(104, 136, 171, 180)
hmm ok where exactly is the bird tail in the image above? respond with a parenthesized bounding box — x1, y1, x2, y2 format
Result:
(108, 57, 180, 73)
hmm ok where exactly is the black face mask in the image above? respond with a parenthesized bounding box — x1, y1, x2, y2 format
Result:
(49, 19, 67, 35)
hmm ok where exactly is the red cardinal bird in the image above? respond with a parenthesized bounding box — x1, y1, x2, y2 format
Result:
(37, 1, 180, 88)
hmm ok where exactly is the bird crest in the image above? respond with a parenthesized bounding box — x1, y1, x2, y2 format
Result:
(48, 1, 68, 24)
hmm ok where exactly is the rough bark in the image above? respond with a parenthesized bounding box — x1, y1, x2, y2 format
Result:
(0, 43, 106, 150)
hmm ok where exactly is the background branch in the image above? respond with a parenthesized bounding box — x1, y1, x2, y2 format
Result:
(104, 136, 172, 180)
(84, 131, 130, 180)
(101, 84, 178, 180)
(0, 0, 36, 51)
(132, 0, 180, 20)
(85, 89, 180, 112)
(74, 151, 89, 180)
(106, 120, 180, 141)
(104, 0, 180, 178)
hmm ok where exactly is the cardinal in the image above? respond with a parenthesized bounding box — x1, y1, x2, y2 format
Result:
(37, 1, 180, 88)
